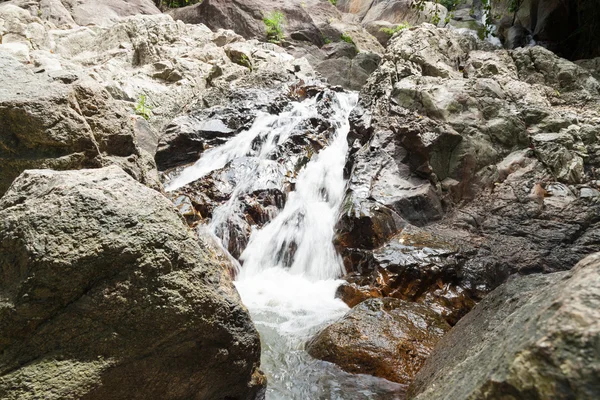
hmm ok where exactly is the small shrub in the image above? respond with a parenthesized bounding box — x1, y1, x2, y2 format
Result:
(135, 95, 153, 120)
(237, 54, 252, 70)
(329, 0, 337, 5)
(340, 32, 355, 46)
(323, 36, 332, 45)
(440, 0, 461, 11)
(263, 11, 286, 43)
(380, 23, 411, 36)
(154, 0, 202, 9)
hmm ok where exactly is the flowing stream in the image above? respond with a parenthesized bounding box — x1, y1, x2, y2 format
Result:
(167, 91, 404, 399)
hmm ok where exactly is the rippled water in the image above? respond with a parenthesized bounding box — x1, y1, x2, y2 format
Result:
(169, 91, 405, 399)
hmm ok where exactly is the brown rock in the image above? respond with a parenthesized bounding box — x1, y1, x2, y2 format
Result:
(306, 297, 450, 385)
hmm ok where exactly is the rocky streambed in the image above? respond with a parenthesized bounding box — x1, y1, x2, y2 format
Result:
(1, 0, 600, 399)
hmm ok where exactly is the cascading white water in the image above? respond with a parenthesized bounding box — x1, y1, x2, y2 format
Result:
(167, 91, 404, 399)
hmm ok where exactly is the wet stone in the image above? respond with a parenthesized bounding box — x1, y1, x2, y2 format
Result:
(307, 298, 451, 385)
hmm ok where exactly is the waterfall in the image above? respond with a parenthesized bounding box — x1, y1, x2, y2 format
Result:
(166, 91, 404, 399)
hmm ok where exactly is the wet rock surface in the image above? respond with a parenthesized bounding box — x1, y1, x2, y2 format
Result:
(335, 24, 600, 323)
(164, 87, 347, 260)
(410, 252, 600, 400)
(0, 166, 265, 400)
(0, 3, 318, 195)
(306, 297, 450, 385)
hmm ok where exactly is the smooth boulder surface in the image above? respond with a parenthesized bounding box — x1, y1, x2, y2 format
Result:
(0, 166, 265, 400)
(410, 252, 600, 400)
(306, 298, 450, 385)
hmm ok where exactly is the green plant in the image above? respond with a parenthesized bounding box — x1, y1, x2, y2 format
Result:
(329, 0, 337, 5)
(322, 36, 332, 45)
(263, 11, 286, 43)
(154, 0, 202, 9)
(135, 95, 153, 121)
(440, 0, 460, 11)
(237, 54, 252, 70)
(340, 32, 355, 46)
(380, 23, 411, 36)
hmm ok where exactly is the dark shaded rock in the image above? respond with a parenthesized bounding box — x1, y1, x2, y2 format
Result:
(494, 0, 599, 60)
(0, 166, 265, 400)
(337, 226, 478, 325)
(410, 252, 600, 400)
(156, 105, 253, 171)
(307, 298, 450, 385)
(335, 196, 407, 251)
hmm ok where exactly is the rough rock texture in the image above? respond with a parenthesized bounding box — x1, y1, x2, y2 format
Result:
(337, 24, 600, 323)
(168, 0, 382, 51)
(306, 297, 450, 385)
(336, 0, 447, 25)
(0, 166, 265, 400)
(0, 3, 317, 194)
(410, 252, 600, 400)
(0, 0, 160, 28)
(0, 49, 159, 196)
(167, 0, 384, 90)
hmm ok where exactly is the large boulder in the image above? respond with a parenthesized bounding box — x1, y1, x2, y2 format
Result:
(335, 0, 447, 25)
(0, 166, 265, 400)
(306, 298, 450, 385)
(410, 252, 600, 400)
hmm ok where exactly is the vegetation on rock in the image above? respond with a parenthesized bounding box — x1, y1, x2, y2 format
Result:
(380, 23, 411, 37)
(263, 10, 285, 43)
(134, 94, 153, 120)
(340, 32, 355, 46)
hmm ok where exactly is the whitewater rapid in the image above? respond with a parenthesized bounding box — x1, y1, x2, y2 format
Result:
(167, 91, 404, 399)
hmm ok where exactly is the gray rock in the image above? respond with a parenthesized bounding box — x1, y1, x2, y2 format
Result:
(335, 24, 600, 323)
(168, 0, 331, 46)
(0, 166, 265, 400)
(2, 0, 160, 28)
(335, 0, 447, 26)
(410, 252, 600, 400)
(0, 50, 159, 196)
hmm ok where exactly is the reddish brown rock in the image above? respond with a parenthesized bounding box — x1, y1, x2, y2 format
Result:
(306, 297, 450, 385)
